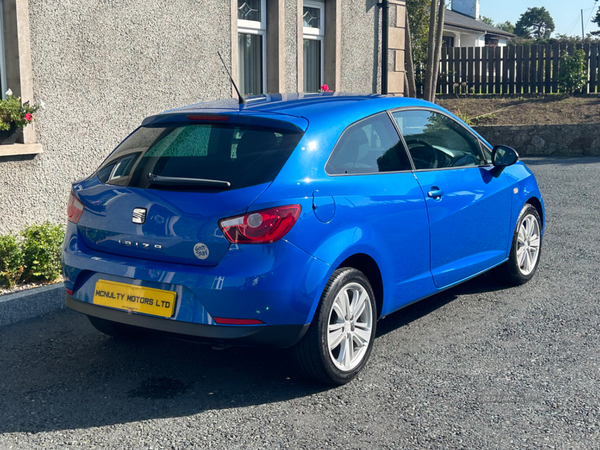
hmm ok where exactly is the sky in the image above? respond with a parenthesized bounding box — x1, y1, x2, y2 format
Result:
(478, 0, 600, 37)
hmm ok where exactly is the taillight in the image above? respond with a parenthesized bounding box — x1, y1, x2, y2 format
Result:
(219, 205, 302, 244)
(67, 191, 84, 224)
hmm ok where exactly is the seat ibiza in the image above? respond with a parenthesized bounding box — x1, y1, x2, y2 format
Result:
(63, 93, 544, 385)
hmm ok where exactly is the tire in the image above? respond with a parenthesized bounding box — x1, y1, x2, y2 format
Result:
(493, 203, 542, 286)
(293, 268, 377, 385)
(87, 315, 148, 339)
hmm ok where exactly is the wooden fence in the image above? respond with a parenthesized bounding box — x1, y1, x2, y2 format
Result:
(437, 43, 600, 95)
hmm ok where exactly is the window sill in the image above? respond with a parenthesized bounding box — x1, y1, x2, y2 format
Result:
(0, 143, 43, 157)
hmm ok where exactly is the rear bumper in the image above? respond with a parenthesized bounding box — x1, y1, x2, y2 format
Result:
(65, 225, 330, 317)
(66, 295, 309, 348)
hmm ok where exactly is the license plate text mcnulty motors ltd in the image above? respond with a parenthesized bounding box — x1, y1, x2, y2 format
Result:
(92, 280, 176, 318)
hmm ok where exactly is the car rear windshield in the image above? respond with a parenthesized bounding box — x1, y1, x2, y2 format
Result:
(96, 121, 303, 191)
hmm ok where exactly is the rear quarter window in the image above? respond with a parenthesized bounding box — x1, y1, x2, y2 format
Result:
(326, 113, 411, 175)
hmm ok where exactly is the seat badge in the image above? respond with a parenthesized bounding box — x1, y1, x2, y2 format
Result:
(194, 243, 209, 260)
(132, 208, 147, 224)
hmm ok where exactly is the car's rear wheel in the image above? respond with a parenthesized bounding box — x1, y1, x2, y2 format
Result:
(492, 203, 542, 285)
(87, 315, 148, 339)
(293, 268, 377, 385)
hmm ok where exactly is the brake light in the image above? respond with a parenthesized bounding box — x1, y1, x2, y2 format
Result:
(187, 115, 229, 121)
(219, 205, 302, 244)
(213, 317, 264, 325)
(67, 192, 84, 223)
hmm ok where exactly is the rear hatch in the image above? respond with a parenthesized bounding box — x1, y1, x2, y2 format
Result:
(76, 112, 306, 267)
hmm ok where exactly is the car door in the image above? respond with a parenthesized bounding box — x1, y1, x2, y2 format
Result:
(391, 109, 513, 288)
(322, 112, 433, 315)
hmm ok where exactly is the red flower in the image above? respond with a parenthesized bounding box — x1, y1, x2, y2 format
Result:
(25, 113, 33, 122)
(320, 84, 330, 92)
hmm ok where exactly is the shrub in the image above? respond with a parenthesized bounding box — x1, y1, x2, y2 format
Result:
(20, 222, 64, 283)
(454, 109, 473, 126)
(558, 49, 587, 95)
(0, 234, 24, 288)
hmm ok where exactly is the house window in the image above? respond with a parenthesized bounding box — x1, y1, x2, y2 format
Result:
(238, 0, 266, 96)
(485, 35, 499, 47)
(442, 35, 455, 48)
(303, 1, 324, 93)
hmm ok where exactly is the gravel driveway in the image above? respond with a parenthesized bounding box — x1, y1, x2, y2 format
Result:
(1, 157, 599, 449)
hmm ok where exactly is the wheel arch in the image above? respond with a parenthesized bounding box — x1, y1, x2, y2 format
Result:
(337, 253, 384, 320)
(526, 196, 544, 230)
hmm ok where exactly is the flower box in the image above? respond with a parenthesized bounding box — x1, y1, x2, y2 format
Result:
(0, 124, 19, 145)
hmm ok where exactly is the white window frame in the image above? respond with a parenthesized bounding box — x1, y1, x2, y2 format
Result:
(303, 0, 325, 91)
(303, 0, 325, 37)
(237, 0, 267, 95)
(0, 0, 7, 100)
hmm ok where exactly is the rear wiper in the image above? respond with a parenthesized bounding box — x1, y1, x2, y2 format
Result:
(147, 173, 231, 188)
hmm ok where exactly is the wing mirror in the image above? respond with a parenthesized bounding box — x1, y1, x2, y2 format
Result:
(491, 145, 519, 177)
(492, 145, 519, 167)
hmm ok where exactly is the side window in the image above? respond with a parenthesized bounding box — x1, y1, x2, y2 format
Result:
(392, 110, 484, 170)
(326, 113, 411, 175)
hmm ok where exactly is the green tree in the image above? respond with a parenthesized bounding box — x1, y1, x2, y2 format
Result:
(515, 7, 555, 39)
(496, 20, 515, 34)
(406, 0, 431, 93)
(508, 33, 600, 47)
(591, 9, 600, 36)
(480, 16, 495, 27)
(405, 0, 448, 101)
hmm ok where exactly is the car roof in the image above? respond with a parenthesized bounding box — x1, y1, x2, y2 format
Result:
(161, 93, 443, 125)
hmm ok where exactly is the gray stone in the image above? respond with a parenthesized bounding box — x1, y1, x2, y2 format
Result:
(531, 135, 545, 149)
(0, 283, 65, 328)
(475, 124, 600, 157)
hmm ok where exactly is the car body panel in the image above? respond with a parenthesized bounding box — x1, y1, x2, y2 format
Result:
(256, 170, 434, 317)
(504, 161, 546, 232)
(74, 178, 270, 267)
(413, 165, 513, 288)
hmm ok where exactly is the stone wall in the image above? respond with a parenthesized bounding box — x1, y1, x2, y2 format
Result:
(474, 124, 600, 157)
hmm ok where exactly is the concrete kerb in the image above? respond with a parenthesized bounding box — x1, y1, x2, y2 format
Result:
(0, 283, 65, 328)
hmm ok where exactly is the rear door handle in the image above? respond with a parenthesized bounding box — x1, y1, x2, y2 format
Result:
(427, 188, 444, 199)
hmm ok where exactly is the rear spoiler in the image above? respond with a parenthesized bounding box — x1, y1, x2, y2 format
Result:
(141, 112, 308, 133)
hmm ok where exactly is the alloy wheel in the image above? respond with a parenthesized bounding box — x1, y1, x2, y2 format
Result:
(327, 282, 373, 372)
(516, 214, 541, 276)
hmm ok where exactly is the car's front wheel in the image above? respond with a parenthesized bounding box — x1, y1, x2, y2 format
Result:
(492, 203, 542, 285)
(293, 268, 377, 385)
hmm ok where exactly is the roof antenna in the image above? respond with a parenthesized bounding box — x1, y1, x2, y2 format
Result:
(217, 51, 246, 105)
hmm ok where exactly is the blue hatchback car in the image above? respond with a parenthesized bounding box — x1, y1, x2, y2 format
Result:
(63, 93, 544, 385)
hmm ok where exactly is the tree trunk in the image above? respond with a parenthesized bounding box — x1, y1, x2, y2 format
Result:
(429, 0, 446, 103)
(423, 0, 438, 102)
(405, 8, 417, 98)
